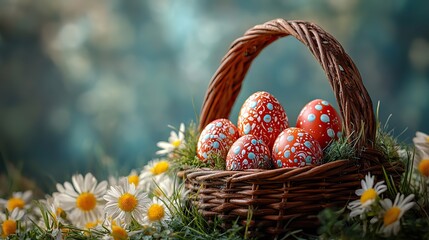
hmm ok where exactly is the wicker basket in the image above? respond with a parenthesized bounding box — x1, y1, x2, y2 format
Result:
(180, 19, 404, 237)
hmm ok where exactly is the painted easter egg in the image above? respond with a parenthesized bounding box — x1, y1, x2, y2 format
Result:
(226, 135, 272, 170)
(197, 119, 240, 162)
(237, 91, 289, 149)
(296, 99, 342, 149)
(272, 127, 323, 168)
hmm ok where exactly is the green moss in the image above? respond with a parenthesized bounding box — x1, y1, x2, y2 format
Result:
(322, 134, 358, 163)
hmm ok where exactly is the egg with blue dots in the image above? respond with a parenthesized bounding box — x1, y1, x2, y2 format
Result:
(226, 134, 272, 170)
(197, 118, 240, 163)
(237, 91, 289, 150)
(272, 127, 323, 168)
(296, 99, 342, 150)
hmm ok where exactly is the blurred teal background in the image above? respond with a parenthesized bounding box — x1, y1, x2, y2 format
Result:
(1, 0, 428, 192)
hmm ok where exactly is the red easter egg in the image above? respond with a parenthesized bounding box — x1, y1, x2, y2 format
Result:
(237, 91, 289, 149)
(296, 99, 342, 149)
(226, 135, 272, 170)
(197, 119, 240, 162)
(272, 127, 323, 168)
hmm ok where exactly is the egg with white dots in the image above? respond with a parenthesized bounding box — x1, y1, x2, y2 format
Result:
(272, 127, 323, 168)
(197, 119, 240, 163)
(226, 135, 272, 170)
(237, 91, 289, 149)
(296, 99, 342, 150)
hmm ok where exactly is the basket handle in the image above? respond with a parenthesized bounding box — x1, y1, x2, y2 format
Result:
(199, 19, 375, 150)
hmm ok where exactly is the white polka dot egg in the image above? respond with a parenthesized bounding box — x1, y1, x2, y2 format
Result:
(272, 127, 323, 168)
(226, 134, 272, 170)
(237, 91, 289, 149)
(197, 119, 240, 162)
(296, 99, 342, 149)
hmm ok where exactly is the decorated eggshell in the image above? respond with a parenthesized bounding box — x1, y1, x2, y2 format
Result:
(296, 99, 342, 149)
(237, 91, 289, 149)
(272, 127, 323, 168)
(197, 119, 240, 162)
(226, 135, 272, 170)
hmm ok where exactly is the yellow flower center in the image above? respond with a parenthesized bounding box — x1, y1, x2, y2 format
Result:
(418, 159, 429, 177)
(147, 203, 165, 222)
(85, 220, 98, 229)
(426, 136, 429, 143)
(128, 174, 139, 186)
(2, 219, 16, 237)
(7, 197, 25, 211)
(150, 161, 170, 175)
(118, 193, 137, 212)
(76, 192, 97, 211)
(111, 225, 128, 240)
(172, 139, 181, 148)
(384, 206, 401, 226)
(360, 188, 377, 204)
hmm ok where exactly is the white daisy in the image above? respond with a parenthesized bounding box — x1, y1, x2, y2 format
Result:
(140, 159, 171, 179)
(38, 195, 66, 229)
(156, 123, 185, 156)
(102, 220, 130, 240)
(348, 173, 387, 218)
(143, 197, 171, 226)
(139, 159, 172, 191)
(150, 174, 184, 201)
(401, 132, 429, 192)
(104, 179, 150, 226)
(414, 144, 429, 178)
(0, 208, 25, 238)
(127, 170, 141, 188)
(379, 193, 415, 237)
(84, 218, 103, 231)
(413, 131, 429, 154)
(0, 190, 32, 212)
(139, 159, 173, 197)
(101, 218, 142, 240)
(54, 173, 107, 227)
(109, 174, 137, 189)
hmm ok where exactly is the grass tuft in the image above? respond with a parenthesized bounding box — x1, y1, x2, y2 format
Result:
(164, 183, 244, 239)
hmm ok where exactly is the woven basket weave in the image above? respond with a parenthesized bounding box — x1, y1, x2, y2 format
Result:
(181, 19, 404, 237)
